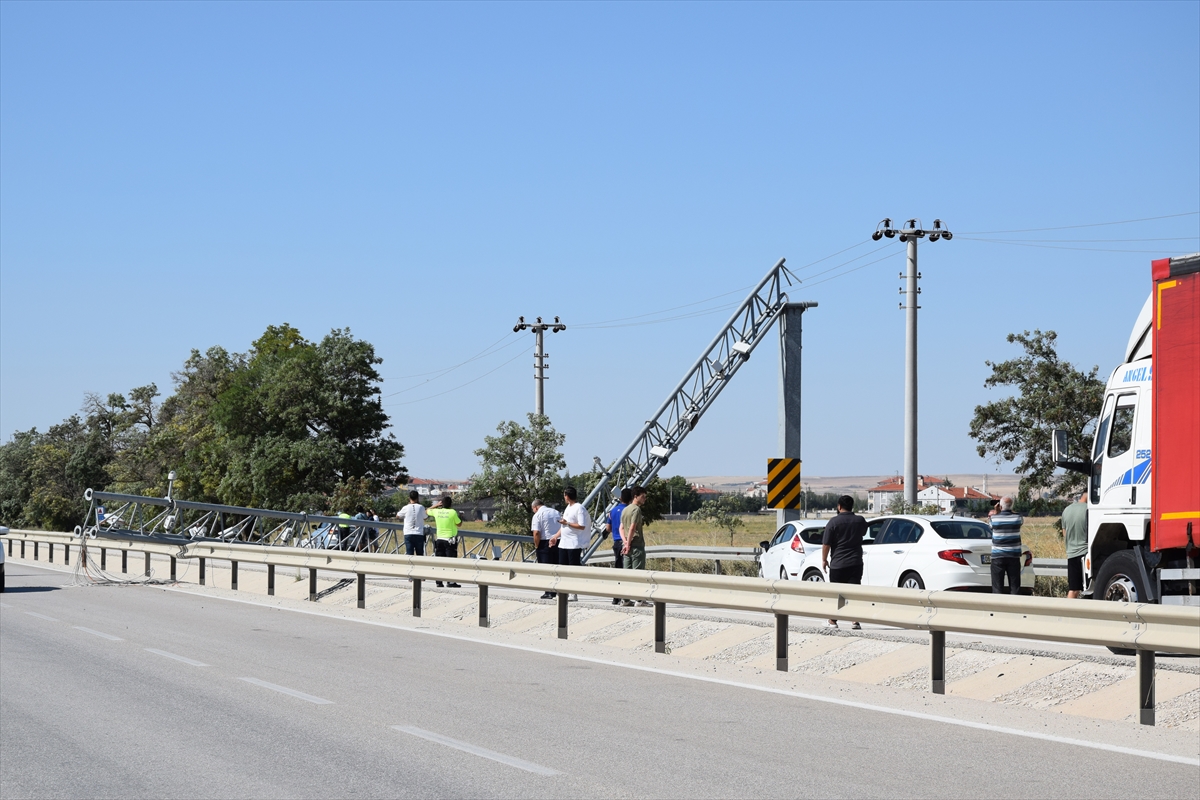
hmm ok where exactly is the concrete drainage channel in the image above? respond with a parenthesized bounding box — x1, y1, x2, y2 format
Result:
(13, 549, 1199, 732)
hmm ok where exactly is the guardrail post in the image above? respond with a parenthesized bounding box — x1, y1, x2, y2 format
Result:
(931, 630, 946, 694)
(479, 585, 489, 627)
(99, 546, 105, 569)
(21, 540, 26, 558)
(775, 614, 788, 672)
(357, 573, 366, 609)
(121, 549, 127, 574)
(309, 568, 317, 601)
(145, 552, 151, 578)
(557, 594, 568, 639)
(267, 564, 275, 595)
(231, 560, 238, 590)
(714, 559, 722, 575)
(64, 544, 70, 566)
(1138, 650, 1155, 726)
(170, 556, 177, 581)
(49, 543, 54, 564)
(34, 541, 39, 561)
(654, 602, 667, 654)
(199, 557, 206, 585)
(6, 538, 11, 557)
(412, 579, 422, 617)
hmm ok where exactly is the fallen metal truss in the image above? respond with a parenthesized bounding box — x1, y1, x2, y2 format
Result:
(581, 258, 798, 561)
(79, 489, 536, 561)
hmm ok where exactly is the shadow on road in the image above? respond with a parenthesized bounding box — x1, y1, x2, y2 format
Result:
(1, 585, 63, 593)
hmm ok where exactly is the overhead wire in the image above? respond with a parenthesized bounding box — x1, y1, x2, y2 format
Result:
(381, 334, 527, 398)
(384, 344, 533, 407)
(955, 237, 1192, 254)
(958, 211, 1198, 235)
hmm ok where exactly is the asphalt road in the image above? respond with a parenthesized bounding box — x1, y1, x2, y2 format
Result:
(2, 562, 1197, 799)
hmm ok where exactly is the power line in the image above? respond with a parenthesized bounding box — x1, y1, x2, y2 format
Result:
(957, 237, 1189, 254)
(958, 211, 1198, 235)
(384, 345, 533, 407)
(381, 334, 525, 398)
(966, 236, 1198, 243)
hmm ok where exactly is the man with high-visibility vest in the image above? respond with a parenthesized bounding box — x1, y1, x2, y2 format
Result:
(427, 495, 463, 588)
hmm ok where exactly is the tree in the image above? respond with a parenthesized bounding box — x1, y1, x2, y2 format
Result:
(968, 330, 1104, 499)
(214, 325, 405, 511)
(469, 414, 566, 534)
(693, 494, 746, 546)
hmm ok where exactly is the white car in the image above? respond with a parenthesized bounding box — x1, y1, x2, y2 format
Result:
(794, 515, 1034, 593)
(758, 520, 828, 580)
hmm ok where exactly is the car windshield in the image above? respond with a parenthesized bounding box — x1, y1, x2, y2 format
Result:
(930, 520, 992, 540)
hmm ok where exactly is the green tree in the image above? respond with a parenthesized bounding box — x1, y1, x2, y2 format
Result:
(469, 413, 566, 534)
(968, 330, 1104, 499)
(214, 325, 405, 510)
(693, 494, 746, 546)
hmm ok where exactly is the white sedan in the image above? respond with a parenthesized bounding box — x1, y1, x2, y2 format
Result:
(758, 520, 828, 580)
(794, 515, 1034, 593)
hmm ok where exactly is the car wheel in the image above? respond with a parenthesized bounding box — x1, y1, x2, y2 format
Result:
(899, 571, 924, 590)
(803, 569, 825, 582)
(779, 565, 788, 580)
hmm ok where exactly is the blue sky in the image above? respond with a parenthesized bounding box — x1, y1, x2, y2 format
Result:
(2, 1, 1198, 482)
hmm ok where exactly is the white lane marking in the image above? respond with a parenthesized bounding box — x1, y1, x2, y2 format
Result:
(73, 626, 123, 641)
(239, 677, 332, 705)
(24, 611, 60, 622)
(392, 725, 560, 775)
(0, 602, 12, 608)
(165, 587, 1200, 767)
(145, 648, 209, 667)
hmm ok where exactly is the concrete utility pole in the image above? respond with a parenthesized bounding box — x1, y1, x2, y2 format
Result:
(513, 316, 566, 416)
(777, 301, 817, 529)
(872, 218, 952, 506)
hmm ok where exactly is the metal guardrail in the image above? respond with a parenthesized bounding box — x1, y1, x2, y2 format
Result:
(3, 529, 1195, 727)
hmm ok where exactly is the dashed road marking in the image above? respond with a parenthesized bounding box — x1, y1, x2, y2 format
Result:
(145, 648, 209, 667)
(239, 677, 332, 705)
(24, 611, 59, 622)
(73, 626, 123, 641)
(392, 725, 560, 775)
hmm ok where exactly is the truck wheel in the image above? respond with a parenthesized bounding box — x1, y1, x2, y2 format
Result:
(1094, 550, 1148, 655)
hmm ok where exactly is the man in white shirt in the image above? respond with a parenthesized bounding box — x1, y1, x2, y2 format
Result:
(553, 486, 592, 601)
(398, 491, 428, 556)
(531, 499, 561, 600)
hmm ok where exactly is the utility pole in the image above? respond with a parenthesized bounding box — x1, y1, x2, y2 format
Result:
(872, 218, 952, 506)
(777, 301, 817, 529)
(513, 316, 566, 416)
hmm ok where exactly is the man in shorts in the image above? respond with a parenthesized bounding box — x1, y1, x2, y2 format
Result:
(1061, 492, 1088, 599)
(821, 495, 866, 629)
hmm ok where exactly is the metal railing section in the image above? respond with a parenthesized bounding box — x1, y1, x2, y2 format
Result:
(78, 489, 537, 562)
(3, 528, 1195, 726)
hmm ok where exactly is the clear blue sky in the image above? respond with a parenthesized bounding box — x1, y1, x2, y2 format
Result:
(2, 2, 1198, 483)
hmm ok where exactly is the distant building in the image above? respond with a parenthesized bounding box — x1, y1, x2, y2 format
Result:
(916, 485, 1000, 515)
(744, 479, 768, 499)
(405, 477, 473, 497)
(866, 475, 949, 513)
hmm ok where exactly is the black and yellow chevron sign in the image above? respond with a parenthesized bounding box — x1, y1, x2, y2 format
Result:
(766, 458, 803, 509)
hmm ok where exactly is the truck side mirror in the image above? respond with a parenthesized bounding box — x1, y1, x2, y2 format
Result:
(1051, 429, 1071, 466)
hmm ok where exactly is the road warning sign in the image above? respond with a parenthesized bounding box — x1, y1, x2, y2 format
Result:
(767, 458, 803, 509)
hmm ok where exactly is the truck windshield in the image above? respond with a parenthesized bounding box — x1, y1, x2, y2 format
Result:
(931, 521, 992, 539)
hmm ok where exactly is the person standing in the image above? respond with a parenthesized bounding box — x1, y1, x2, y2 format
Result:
(1061, 492, 1088, 599)
(821, 495, 867, 629)
(427, 495, 462, 588)
(554, 486, 591, 602)
(399, 491, 428, 556)
(606, 488, 631, 605)
(530, 498, 562, 599)
(620, 486, 651, 606)
(990, 495, 1024, 595)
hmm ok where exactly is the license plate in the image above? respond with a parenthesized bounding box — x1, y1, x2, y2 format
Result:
(981, 554, 991, 565)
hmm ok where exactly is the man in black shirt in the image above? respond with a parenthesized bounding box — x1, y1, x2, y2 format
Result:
(821, 495, 867, 630)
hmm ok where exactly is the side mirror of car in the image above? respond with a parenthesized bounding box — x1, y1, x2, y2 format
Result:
(759, 541, 771, 550)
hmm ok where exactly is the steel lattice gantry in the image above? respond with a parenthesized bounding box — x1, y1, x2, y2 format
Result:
(580, 257, 799, 561)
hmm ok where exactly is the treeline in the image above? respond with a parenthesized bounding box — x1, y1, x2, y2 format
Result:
(0, 324, 405, 531)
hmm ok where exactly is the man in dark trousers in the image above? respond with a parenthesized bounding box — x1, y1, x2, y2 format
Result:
(821, 495, 867, 630)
